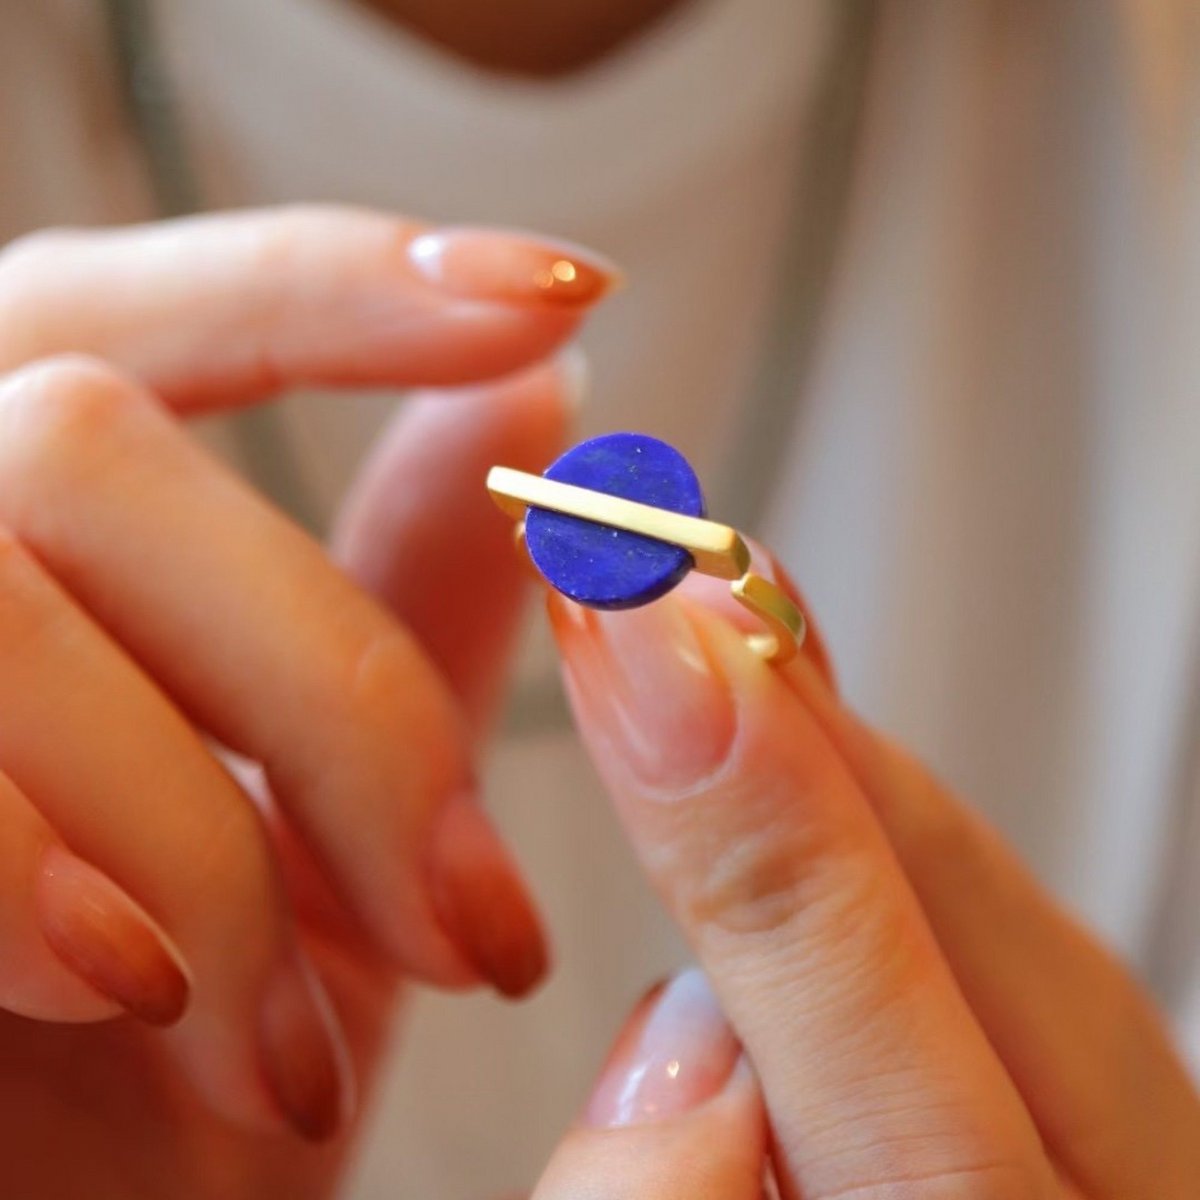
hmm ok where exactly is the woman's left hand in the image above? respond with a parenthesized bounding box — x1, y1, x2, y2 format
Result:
(0, 207, 609, 1197)
(543, 562, 1200, 1199)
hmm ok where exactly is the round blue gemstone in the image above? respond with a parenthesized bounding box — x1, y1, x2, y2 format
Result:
(525, 432, 706, 610)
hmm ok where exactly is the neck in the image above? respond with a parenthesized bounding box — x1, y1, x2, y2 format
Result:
(352, 0, 689, 76)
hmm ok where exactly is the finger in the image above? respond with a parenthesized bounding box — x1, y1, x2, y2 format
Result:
(775, 636, 1200, 1199)
(0, 207, 617, 411)
(550, 589, 1060, 1199)
(0, 355, 545, 997)
(0, 768, 186, 1025)
(691, 556, 1200, 1196)
(0, 531, 350, 1139)
(333, 353, 581, 735)
(533, 969, 766, 1200)
(324, 353, 579, 989)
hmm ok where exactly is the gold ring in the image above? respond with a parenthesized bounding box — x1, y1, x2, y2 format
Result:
(486, 433, 805, 666)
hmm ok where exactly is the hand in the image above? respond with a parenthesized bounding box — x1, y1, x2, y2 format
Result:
(545, 557, 1200, 1198)
(0, 206, 612, 1197)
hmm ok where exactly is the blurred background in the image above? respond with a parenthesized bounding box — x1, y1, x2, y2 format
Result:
(2, 1, 1198, 1195)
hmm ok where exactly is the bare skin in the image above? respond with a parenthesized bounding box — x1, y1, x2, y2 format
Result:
(0, 207, 613, 1197)
(353, 0, 691, 76)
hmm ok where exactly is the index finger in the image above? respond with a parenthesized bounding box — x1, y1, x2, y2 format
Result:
(0, 206, 617, 411)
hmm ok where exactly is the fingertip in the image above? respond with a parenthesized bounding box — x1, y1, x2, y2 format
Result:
(34, 844, 193, 1028)
(533, 970, 764, 1200)
(406, 226, 622, 310)
(585, 968, 740, 1129)
(428, 791, 550, 1000)
(256, 952, 356, 1142)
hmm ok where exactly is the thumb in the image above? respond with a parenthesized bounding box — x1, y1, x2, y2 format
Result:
(533, 969, 767, 1200)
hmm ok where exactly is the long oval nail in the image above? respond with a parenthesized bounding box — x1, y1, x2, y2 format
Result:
(408, 228, 620, 308)
(428, 790, 550, 999)
(257, 955, 355, 1142)
(35, 844, 191, 1026)
(548, 593, 736, 790)
(587, 968, 740, 1127)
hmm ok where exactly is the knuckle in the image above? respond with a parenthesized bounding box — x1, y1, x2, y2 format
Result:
(678, 773, 860, 942)
(0, 354, 147, 476)
(0, 226, 82, 286)
(342, 625, 415, 709)
(268, 200, 354, 231)
(683, 805, 809, 938)
(243, 203, 367, 267)
(243, 204, 406, 282)
(263, 618, 461, 797)
(342, 623, 457, 750)
(674, 775, 926, 1008)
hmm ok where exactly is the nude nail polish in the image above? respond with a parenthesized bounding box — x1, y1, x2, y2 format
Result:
(587, 968, 740, 1127)
(35, 844, 191, 1027)
(549, 594, 736, 789)
(257, 956, 354, 1142)
(428, 790, 550, 999)
(408, 228, 620, 308)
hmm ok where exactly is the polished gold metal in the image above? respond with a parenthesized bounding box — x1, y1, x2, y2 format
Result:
(487, 466, 806, 665)
(487, 467, 751, 579)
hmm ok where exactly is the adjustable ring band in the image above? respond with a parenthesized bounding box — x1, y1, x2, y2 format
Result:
(486, 433, 805, 666)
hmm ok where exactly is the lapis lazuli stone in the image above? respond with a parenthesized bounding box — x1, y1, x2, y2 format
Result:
(525, 432, 706, 610)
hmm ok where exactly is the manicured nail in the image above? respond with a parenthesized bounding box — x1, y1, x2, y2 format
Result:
(548, 594, 736, 788)
(587, 968, 740, 1127)
(35, 844, 191, 1026)
(408, 228, 620, 308)
(428, 791, 550, 999)
(257, 955, 355, 1141)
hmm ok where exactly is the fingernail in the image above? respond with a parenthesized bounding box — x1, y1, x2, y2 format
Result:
(548, 593, 736, 788)
(587, 968, 740, 1127)
(35, 844, 191, 1026)
(257, 955, 355, 1141)
(428, 790, 550, 999)
(408, 228, 620, 308)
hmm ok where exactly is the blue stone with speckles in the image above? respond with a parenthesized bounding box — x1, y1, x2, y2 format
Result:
(525, 432, 706, 610)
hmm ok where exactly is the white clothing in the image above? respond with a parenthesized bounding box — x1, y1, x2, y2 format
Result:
(1, 2, 1198, 1195)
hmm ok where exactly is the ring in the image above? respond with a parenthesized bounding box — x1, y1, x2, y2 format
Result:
(487, 432, 805, 665)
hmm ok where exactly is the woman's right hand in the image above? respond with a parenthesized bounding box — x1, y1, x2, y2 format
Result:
(0, 206, 613, 1197)
(539, 565, 1200, 1199)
